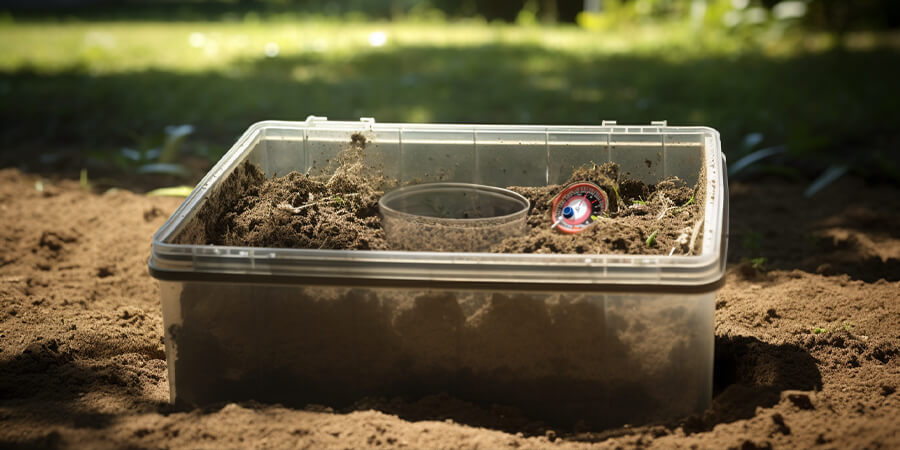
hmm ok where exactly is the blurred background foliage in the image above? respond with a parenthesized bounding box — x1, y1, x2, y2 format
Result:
(0, 0, 898, 189)
(5, 0, 900, 30)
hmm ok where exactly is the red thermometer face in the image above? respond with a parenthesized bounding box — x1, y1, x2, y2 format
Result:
(550, 182, 609, 234)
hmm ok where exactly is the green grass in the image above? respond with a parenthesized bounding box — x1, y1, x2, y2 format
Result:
(645, 230, 658, 247)
(1, 18, 899, 181)
(748, 256, 767, 272)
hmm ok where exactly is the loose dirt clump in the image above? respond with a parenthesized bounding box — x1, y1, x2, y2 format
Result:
(176, 133, 390, 250)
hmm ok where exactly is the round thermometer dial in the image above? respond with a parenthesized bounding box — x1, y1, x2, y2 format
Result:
(550, 182, 609, 234)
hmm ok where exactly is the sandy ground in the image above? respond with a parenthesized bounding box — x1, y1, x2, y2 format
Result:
(0, 167, 898, 449)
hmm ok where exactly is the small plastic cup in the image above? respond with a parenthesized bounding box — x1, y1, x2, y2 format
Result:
(379, 183, 530, 252)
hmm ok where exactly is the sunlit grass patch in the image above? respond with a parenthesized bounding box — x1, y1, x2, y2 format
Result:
(0, 19, 898, 184)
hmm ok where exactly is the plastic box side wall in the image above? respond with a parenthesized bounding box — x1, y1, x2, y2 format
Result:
(161, 280, 714, 428)
(245, 126, 704, 189)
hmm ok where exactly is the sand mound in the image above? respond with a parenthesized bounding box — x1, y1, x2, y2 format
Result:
(1, 167, 898, 448)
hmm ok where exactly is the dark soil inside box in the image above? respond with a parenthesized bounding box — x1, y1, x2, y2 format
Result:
(175, 136, 703, 255)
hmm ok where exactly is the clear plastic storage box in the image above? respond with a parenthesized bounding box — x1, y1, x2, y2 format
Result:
(149, 117, 728, 429)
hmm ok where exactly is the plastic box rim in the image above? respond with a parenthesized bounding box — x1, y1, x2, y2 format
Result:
(149, 118, 728, 293)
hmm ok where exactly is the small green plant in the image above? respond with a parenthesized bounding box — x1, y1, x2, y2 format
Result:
(610, 184, 622, 207)
(646, 230, 658, 247)
(813, 327, 827, 334)
(146, 185, 194, 197)
(669, 195, 695, 214)
(748, 256, 767, 271)
(120, 125, 210, 195)
(79, 168, 91, 190)
(842, 322, 854, 332)
(742, 231, 763, 251)
(117, 125, 195, 177)
(739, 256, 768, 272)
